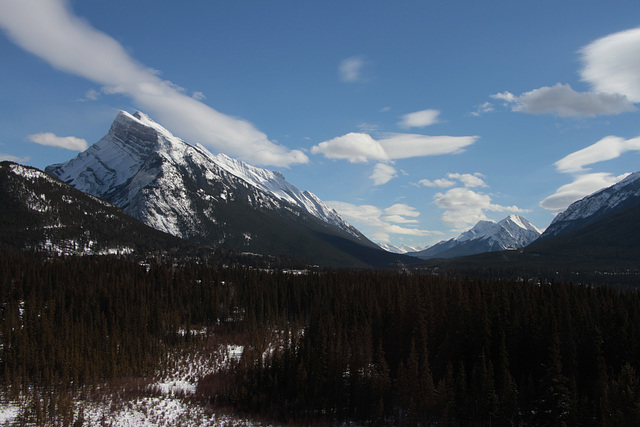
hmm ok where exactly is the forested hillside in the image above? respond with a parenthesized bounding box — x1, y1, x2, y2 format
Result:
(1, 251, 640, 425)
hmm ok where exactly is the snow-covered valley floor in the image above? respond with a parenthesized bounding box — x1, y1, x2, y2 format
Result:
(0, 333, 274, 426)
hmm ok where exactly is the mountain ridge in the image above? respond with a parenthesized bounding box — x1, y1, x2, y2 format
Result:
(410, 214, 541, 260)
(44, 111, 407, 268)
(0, 160, 197, 255)
(541, 171, 640, 239)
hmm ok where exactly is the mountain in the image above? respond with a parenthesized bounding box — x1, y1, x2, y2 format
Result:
(410, 215, 541, 260)
(377, 242, 425, 254)
(541, 171, 640, 240)
(45, 111, 405, 268)
(0, 161, 195, 255)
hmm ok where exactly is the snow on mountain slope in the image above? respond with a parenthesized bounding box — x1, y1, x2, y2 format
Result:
(378, 242, 425, 254)
(411, 215, 541, 260)
(542, 171, 640, 239)
(45, 111, 374, 261)
(1, 161, 192, 255)
(197, 149, 355, 232)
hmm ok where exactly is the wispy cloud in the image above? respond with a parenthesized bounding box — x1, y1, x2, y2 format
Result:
(379, 133, 477, 159)
(418, 172, 486, 188)
(79, 88, 100, 102)
(580, 27, 640, 103)
(191, 91, 206, 101)
(327, 200, 437, 243)
(398, 109, 440, 128)
(540, 172, 629, 211)
(554, 135, 640, 174)
(370, 163, 397, 186)
(540, 135, 640, 212)
(28, 132, 88, 151)
(491, 83, 635, 117)
(311, 133, 389, 163)
(0, 0, 307, 167)
(470, 101, 494, 117)
(0, 152, 29, 163)
(338, 55, 367, 83)
(311, 132, 478, 163)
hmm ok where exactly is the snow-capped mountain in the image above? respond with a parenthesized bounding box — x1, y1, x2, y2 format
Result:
(378, 242, 425, 254)
(541, 171, 640, 240)
(45, 111, 393, 267)
(410, 215, 541, 260)
(0, 161, 192, 255)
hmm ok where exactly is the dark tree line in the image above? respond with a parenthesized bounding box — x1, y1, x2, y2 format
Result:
(224, 271, 640, 426)
(2, 250, 640, 425)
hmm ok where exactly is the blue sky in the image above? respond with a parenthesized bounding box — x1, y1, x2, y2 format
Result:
(2, 0, 640, 248)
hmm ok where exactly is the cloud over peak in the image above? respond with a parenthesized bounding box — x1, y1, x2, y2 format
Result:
(539, 172, 630, 212)
(434, 187, 526, 229)
(0, 0, 307, 167)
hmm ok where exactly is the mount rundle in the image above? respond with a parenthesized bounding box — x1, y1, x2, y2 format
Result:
(46, 111, 392, 267)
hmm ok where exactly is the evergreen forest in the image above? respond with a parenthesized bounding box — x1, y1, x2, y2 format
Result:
(1, 250, 640, 426)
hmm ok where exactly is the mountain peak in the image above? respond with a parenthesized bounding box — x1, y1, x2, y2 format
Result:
(500, 214, 542, 234)
(45, 111, 379, 266)
(412, 215, 541, 260)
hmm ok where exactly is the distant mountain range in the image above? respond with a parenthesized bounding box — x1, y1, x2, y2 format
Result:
(408, 215, 541, 260)
(41, 111, 411, 268)
(377, 242, 425, 254)
(2, 110, 640, 270)
(421, 173, 640, 271)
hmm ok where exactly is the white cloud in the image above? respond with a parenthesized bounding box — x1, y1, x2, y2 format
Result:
(419, 178, 456, 188)
(311, 132, 478, 163)
(540, 133, 639, 212)
(384, 203, 420, 218)
(28, 132, 88, 151)
(434, 187, 525, 229)
(471, 101, 495, 117)
(539, 172, 629, 212)
(0, 0, 307, 167)
(378, 133, 478, 159)
(491, 83, 635, 117)
(338, 55, 367, 83)
(398, 109, 440, 128)
(370, 163, 397, 185)
(191, 91, 206, 100)
(82, 88, 100, 101)
(580, 27, 640, 103)
(447, 172, 487, 188)
(554, 135, 640, 173)
(491, 91, 518, 104)
(382, 215, 419, 224)
(311, 133, 389, 163)
(418, 172, 486, 188)
(0, 152, 29, 163)
(327, 201, 436, 243)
